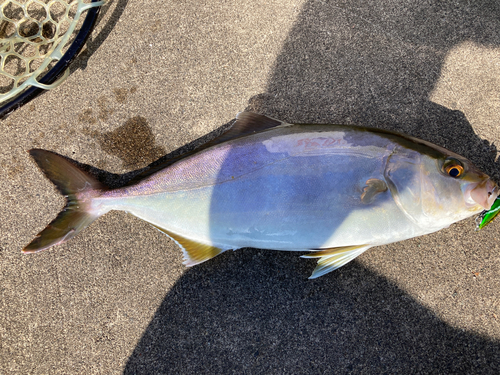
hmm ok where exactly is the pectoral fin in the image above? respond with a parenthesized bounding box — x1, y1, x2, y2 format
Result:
(361, 178, 387, 204)
(301, 245, 371, 278)
(151, 225, 225, 266)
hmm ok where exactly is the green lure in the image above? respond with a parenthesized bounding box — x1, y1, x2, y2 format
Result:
(477, 197, 500, 230)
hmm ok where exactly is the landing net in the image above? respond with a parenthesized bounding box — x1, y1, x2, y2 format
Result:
(0, 0, 104, 105)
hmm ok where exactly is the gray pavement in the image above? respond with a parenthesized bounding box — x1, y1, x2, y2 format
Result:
(2, 0, 500, 373)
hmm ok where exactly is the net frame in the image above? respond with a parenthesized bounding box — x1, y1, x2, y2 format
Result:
(0, 0, 104, 118)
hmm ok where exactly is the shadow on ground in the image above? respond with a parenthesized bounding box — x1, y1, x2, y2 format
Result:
(246, 0, 500, 180)
(71, 0, 130, 71)
(124, 251, 499, 373)
(122, 1, 500, 373)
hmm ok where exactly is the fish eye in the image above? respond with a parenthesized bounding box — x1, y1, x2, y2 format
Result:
(443, 159, 464, 178)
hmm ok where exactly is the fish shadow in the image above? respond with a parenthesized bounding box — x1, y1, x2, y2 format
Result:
(121, 1, 500, 373)
(123, 250, 500, 374)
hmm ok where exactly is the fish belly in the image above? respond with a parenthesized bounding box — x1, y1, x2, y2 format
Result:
(96, 129, 428, 250)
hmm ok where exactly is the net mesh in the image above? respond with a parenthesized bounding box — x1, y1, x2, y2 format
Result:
(0, 0, 104, 104)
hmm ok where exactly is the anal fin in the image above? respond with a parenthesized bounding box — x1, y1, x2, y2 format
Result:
(151, 224, 225, 266)
(301, 244, 371, 279)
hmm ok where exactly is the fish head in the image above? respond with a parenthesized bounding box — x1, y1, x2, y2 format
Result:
(384, 140, 498, 229)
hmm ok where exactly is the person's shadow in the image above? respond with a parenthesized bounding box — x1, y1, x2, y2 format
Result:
(121, 1, 500, 373)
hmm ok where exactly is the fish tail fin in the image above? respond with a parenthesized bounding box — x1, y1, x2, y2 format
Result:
(23, 149, 106, 253)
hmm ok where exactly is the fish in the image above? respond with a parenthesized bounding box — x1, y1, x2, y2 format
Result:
(24, 112, 498, 278)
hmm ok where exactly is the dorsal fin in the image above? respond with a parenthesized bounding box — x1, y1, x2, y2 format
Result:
(230, 112, 287, 135)
(126, 112, 288, 185)
(301, 244, 371, 278)
(150, 224, 226, 266)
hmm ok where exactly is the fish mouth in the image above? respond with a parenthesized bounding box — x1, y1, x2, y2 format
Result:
(468, 178, 498, 210)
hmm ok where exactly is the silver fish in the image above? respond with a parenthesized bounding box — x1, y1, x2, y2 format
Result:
(24, 112, 498, 278)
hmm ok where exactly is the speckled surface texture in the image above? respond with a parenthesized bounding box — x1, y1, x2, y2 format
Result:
(2, 0, 500, 373)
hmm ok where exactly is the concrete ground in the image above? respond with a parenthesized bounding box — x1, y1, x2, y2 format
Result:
(2, 0, 500, 373)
